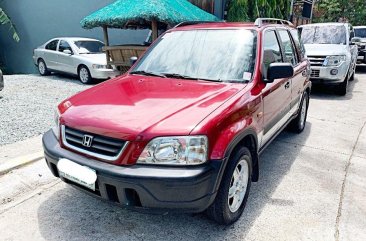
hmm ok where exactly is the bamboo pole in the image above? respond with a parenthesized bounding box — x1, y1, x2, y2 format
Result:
(102, 25, 110, 66)
(151, 20, 158, 41)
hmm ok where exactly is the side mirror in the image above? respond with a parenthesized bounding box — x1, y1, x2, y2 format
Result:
(351, 37, 361, 45)
(130, 56, 138, 66)
(266, 63, 294, 83)
(63, 49, 72, 55)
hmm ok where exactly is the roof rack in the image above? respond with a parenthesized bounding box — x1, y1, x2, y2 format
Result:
(254, 18, 294, 27)
(174, 21, 224, 28)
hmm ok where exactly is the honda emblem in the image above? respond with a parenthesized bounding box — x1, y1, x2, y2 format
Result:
(82, 135, 93, 147)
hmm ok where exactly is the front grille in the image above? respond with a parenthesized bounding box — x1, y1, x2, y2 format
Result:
(62, 125, 128, 161)
(311, 69, 320, 78)
(307, 55, 327, 66)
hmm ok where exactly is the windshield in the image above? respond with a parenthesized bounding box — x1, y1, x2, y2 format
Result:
(355, 28, 366, 38)
(132, 29, 257, 82)
(300, 25, 347, 45)
(74, 40, 104, 53)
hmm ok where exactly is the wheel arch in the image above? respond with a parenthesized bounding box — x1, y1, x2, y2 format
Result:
(37, 57, 45, 65)
(223, 128, 259, 183)
(77, 64, 89, 72)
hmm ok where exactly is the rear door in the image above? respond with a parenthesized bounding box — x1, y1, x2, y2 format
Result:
(43, 39, 59, 70)
(261, 29, 292, 145)
(278, 28, 308, 116)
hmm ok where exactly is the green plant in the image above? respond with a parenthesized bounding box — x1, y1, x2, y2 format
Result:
(0, 8, 19, 42)
(227, 0, 250, 22)
(227, 0, 291, 22)
(313, 0, 366, 25)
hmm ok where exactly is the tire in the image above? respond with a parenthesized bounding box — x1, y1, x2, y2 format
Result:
(38, 59, 50, 76)
(289, 91, 309, 133)
(337, 75, 348, 96)
(349, 64, 356, 81)
(78, 66, 93, 84)
(206, 146, 252, 225)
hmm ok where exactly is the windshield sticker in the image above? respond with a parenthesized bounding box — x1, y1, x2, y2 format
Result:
(243, 72, 252, 81)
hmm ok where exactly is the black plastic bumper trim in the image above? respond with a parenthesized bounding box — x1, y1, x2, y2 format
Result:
(42, 130, 223, 213)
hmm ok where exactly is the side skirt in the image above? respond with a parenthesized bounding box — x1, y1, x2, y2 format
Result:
(258, 111, 299, 156)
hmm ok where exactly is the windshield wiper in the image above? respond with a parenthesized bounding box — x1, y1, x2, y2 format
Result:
(161, 73, 198, 80)
(130, 70, 166, 78)
(161, 73, 222, 82)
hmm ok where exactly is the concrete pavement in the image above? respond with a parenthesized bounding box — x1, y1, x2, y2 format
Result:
(0, 70, 366, 241)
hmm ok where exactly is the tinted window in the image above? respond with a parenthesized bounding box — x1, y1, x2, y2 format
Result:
(59, 40, 72, 53)
(263, 30, 282, 77)
(133, 30, 257, 82)
(74, 41, 104, 53)
(278, 30, 298, 66)
(290, 29, 305, 60)
(355, 28, 366, 38)
(45, 40, 59, 51)
(300, 25, 347, 45)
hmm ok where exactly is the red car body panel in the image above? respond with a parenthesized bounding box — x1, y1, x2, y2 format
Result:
(56, 23, 311, 166)
(58, 75, 247, 165)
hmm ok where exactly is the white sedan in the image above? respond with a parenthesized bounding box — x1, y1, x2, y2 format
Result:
(33, 37, 120, 84)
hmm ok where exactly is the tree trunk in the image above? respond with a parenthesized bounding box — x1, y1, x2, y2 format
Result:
(151, 20, 158, 41)
(103, 25, 110, 67)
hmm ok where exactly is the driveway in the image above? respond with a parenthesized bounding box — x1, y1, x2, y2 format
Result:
(0, 74, 89, 146)
(0, 70, 365, 241)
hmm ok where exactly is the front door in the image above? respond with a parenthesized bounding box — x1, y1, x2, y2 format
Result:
(261, 29, 292, 146)
(57, 40, 75, 74)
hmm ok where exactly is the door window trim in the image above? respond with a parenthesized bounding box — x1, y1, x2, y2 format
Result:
(261, 28, 284, 80)
(275, 27, 300, 67)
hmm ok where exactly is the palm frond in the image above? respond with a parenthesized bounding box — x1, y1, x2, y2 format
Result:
(0, 8, 20, 42)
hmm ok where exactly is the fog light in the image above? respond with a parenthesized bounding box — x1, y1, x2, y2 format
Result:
(330, 69, 338, 75)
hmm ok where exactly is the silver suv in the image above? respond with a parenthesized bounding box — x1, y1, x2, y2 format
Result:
(353, 26, 366, 64)
(299, 23, 358, 95)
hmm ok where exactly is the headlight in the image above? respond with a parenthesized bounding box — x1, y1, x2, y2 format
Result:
(137, 136, 208, 165)
(92, 64, 109, 69)
(52, 108, 60, 139)
(324, 55, 346, 66)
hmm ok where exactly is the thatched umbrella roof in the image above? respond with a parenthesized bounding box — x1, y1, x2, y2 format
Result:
(80, 0, 219, 30)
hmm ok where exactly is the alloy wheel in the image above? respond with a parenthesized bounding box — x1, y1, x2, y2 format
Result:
(79, 68, 89, 83)
(299, 95, 308, 130)
(228, 159, 249, 213)
(39, 62, 45, 75)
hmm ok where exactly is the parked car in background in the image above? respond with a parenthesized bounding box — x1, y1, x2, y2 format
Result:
(0, 69, 3, 91)
(298, 23, 357, 95)
(43, 19, 311, 225)
(353, 26, 366, 64)
(33, 38, 120, 84)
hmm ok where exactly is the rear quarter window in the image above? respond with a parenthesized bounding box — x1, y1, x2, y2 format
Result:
(45, 40, 59, 51)
(290, 29, 306, 60)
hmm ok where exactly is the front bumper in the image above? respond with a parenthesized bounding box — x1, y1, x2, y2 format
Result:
(42, 130, 223, 213)
(89, 68, 120, 80)
(310, 62, 348, 84)
(357, 49, 366, 63)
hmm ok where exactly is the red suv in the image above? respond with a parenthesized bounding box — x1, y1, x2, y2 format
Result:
(43, 18, 311, 224)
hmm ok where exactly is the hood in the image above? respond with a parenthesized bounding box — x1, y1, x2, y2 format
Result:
(60, 75, 244, 141)
(304, 44, 347, 56)
(78, 53, 107, 65)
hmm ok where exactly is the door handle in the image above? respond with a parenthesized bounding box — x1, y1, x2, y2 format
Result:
(284, 82, 290, 89)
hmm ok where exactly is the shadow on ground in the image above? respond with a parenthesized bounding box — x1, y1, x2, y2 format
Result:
(310, 74, 358, 101)
(37, 124, 312, 241)
(39, 73, 105, 85)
